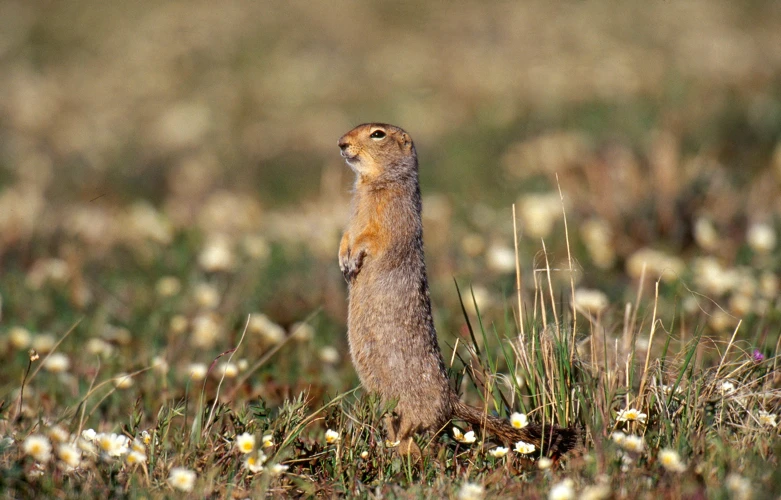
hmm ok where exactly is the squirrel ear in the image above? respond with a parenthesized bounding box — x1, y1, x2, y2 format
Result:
(398, 132, 412, 150)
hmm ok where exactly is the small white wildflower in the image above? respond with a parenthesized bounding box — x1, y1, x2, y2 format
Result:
(168, 467, 196, 492)
(610, 432, 626, 445)
(574, 288, 609, 314)
(290, 322, 315, 342)
(81, 429, 97, 442)
(23, 435, 52, 462)
(126, 450, 147, 465)
(581, 484, 611, 500)
(42, 353, 70, 373)
(537, 457, 553, 469)
(325, 429, 340, 444)
(215, 362, 238, 379)
(262, 434, 274, 448)
(620, 435, 645, 453)
(248, 314, 285, 344)
(57, 443, 81, 469)
(151, 356, 169, 374)
(758, 410, 777, 427)
(9, 327, 32, 349)
(155, 276, 181, 297)
(31, 334, 56, 353)
(85, 338, 114, 357)
(198, 235, 235, 272)
(488, 446, 509, 458)
(747, 222, 776, 254)
(720, 381, 736, 395)
(616, 408, 647, 424)
(237, 358, 249, 371)
(191, 313, 220, 347)
(169, 315, 188, 334)
(510, 412, 528, 429)
(458, 482, 485, 500)
(725, 473, 752, 500)
(548, 478, 575, 500)
(360, 450, 369, 459)
(385, 439, 401, 448)
(244, 451, 267, 473)
(486, 243, 516, 274)
(140, 430, 152, 446)
(270, 463, 289, 475)
(113, 373, 134, 389)
(47, 425, 70, 444)
(658, 448, 686, 472)
(188, 363, 208, 381)
(96, 433, 129, 457)
(459, 431, 477, 444)
(131, 438, 145, 453)
(235, 433, 255, 454)
(514, 440, 536, 454)
(318, 346, 341, 364)
(77, 437, 97, 456)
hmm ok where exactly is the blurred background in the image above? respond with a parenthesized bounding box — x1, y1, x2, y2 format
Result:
(1, 0, 781, 398)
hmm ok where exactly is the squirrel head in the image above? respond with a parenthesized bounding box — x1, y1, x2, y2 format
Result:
(338, 123, 417, 184)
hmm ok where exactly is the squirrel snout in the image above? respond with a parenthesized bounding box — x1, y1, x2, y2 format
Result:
(338, 138, 350, 151)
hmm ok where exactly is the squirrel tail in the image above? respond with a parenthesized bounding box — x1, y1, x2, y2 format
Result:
(450, 394, 579, 459)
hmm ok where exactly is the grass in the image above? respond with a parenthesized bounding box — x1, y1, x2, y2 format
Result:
(1, 1, 781, 497)
(0, 207, 778, 498)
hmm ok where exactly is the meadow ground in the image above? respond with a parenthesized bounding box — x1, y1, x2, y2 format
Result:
(1, 1, 781, 498)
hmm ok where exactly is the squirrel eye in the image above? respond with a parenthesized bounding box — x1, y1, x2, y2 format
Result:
(369, 130, 386, 140)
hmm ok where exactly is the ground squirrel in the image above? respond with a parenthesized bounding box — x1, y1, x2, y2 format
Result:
(338, 123, 577, 459)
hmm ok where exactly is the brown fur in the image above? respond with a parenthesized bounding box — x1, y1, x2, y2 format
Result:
(338, 123, 577, 459)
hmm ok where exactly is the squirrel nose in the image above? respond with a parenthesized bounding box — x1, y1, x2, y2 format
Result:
(338, 138, 349, 151)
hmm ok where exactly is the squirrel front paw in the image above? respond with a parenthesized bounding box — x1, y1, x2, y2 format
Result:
(340, 247, 366, 283)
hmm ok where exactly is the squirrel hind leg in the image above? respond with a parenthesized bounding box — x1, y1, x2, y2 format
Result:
(384, 413, 422, 461)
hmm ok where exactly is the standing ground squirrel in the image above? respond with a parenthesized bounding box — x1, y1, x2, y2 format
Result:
(338, 123, 577, 459)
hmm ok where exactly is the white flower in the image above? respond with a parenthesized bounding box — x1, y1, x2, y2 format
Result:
(188, 363, 208, 381)
(658, 448, 686, 472)
(151, 356, 169, 374)
(77, 438, 97, 456)
(168, 467, 196, 492)
(23, 435, 52, 462)
(248, 314, 285, 344)
(452, 427, 476, 444)
(42, 353, 70, 373)
(262, 434, 274, 448)
(318, 346, 341, 364)
(725, 473, 751, 500)
(581, 484, 611, 500)
(537, 457, 553, 470)
(31, 334, 56, 353)
(215, 362, 238, 379)
(113, 373, 134, 389)
(385, 440, 401, 448)
(510, 412, 528, 429)
(460, 431, 477, 444)
(458, 482, 485, 500)
(57, 443, 81, 469)
(155, 276, 181, 297)
(244, 451, 267, 473)
(486, 244, 516, 274)
(191, 313, 220, 347)
(48, 425, 70, 443)
(198, 235, 235, 272)
(616, 408, 647, 424)
(758, 411, 777, 427)
(9, 327, 31, 349)
(360, 450, 369, 459)
(548, 478, 575, 500)
(574, 289, 609, 314)
(270, 463, 289, 475)
(96, 433, 129, 457)
(235, 433, 255, 454)
(325, 429, 340, 444)
(719, 381, 736, 395)
(747, 222, 776, 254)
(126, 450, 147, 465)
(610, 432, 626, 445)
(81, 429, 97, 442)
(620, 435, 645, 453)
(488, 446, 509, 458)
(514, 440, 536, 454)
